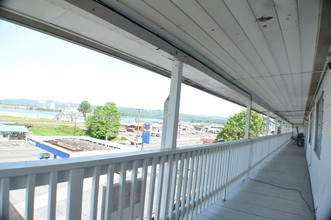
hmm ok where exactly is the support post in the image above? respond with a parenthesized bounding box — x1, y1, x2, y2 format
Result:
(266, 112, 270, 136)
(281, 121, 284, 134)
(275, 117, 278, 135)
(161, 60, 183, 149)
(244, 99, 252, 139)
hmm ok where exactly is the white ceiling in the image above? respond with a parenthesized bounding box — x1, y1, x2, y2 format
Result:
(1, 0, 329, 125)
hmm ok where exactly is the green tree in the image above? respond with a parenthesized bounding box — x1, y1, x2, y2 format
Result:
(277, 124, 281, 134)
(215, 110, 266, 142)
(78, 101, 91, 120)
(86, 102, 121, 140)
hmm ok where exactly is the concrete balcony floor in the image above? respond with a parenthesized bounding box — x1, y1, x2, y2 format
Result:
(194, 143, 315, 220)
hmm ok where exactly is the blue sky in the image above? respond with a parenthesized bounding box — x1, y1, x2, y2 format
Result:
(0, 19, 244, 117)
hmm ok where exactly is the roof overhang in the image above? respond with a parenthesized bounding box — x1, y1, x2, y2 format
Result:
(1, 0, 330, 125)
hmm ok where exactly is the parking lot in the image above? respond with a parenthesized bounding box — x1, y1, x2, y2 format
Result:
(0, 140, 45, 163)
(0, 130, 216, 163)
(119, 130, 215, 149)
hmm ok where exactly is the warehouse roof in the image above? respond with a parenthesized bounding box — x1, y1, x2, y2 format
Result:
(0, 124, 28, 133)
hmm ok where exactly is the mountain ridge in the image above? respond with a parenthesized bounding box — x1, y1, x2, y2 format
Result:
(0, 98, 227, 123)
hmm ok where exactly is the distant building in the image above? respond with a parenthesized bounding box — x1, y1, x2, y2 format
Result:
(0, 124, 29, 140)
(27, 136, 137, 158)
(56, 108, 84, 122)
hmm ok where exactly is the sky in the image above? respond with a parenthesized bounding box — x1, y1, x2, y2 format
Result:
(0, 19, 244, 117)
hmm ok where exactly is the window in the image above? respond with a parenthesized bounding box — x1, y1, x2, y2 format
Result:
(309, 110, 314, 145)
(314, 92, 324, 159)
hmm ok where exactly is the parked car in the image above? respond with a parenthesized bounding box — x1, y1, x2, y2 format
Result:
(38, 153, 50, 160)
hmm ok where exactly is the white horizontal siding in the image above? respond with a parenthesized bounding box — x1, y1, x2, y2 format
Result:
(308, 69, 331, 219)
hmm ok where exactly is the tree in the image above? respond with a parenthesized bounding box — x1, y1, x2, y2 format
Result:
(86, 102, 121, 140)
(78, 101, 91, 120)
(215, 110, 266, 142)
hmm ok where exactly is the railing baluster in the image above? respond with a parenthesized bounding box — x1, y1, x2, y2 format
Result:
(138, 159, 149, 220)
(118, 162, 127, 220)
(104, 164, 114, 220)
(202, 150, 208, 212)
(194, 151, 203, 216)
(185, 151, 196, 220)
(179, 152, 190, 219)
(26, 174, 36, 220)
(129, 160, 138, 220)
(198, 149, 207, 213)
(224, 145, 232, 201)
(207, 148, 214, 208)
(210, 148, 217, 205)
(147, 158, 157, 220)
(155, 156, 166, 219)
(190, 151, 200, 219)
(161, 154, 175, 219)
(67, 169, 84, 220)
(48, 172, 58, 220)
(217, 147, 224, 200)
(90, 166, 100, 220)
(236, 146, 240, 179)
(167, 154, 179, 220)
(173, 153, 184, 219)
(0, 177, 10, 220)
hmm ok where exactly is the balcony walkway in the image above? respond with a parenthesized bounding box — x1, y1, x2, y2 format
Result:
(194, 143, 315, 220)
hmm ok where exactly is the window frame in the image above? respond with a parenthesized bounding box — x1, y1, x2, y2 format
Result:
(308, 110, 314, 145)
(314, 92, 324, 159)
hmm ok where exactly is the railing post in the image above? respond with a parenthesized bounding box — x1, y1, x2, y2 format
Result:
(266, 112, 270, 136)
(244, 100, 252, 139)
(161, 60, 183, 149)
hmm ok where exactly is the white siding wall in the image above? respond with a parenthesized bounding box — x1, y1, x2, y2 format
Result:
(306, 68, 331, 219)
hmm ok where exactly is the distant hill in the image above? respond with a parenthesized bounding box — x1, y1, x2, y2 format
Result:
(119, 107, 227, 123)
(0, 98, 79, 109)
(0, 99, 227, 123)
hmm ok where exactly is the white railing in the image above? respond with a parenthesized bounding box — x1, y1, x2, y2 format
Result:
(0, 133, 290, 220)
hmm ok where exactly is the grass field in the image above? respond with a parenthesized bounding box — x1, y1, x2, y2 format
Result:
(0, 115, 129, 142)
(28, 125, 86, 136)
(0, 115, 86, 136)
